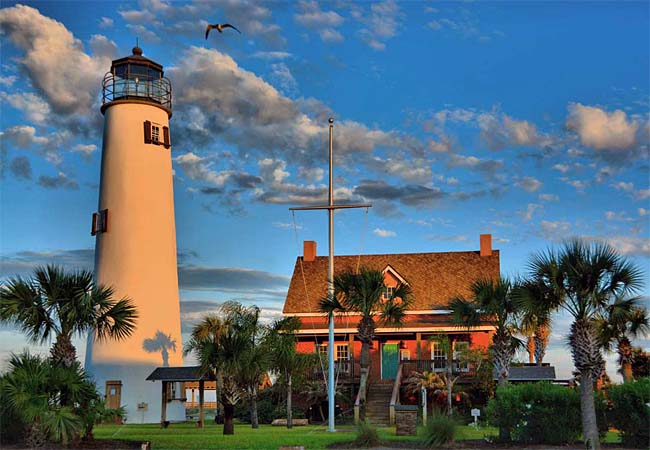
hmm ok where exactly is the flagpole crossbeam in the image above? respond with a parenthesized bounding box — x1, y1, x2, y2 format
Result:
(289, 204, 371, 211)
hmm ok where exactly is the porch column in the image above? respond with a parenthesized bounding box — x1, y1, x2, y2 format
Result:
(198, 379, 205, 428)
(416, 332, 422, 360)
(349, 334, 355, 376)
(160, 381, 168, 427)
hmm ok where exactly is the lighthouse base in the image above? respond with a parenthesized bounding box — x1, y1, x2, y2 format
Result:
(86, 362, 186, 424)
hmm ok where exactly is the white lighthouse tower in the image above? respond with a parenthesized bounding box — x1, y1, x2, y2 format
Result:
(85, 47, 185, 424)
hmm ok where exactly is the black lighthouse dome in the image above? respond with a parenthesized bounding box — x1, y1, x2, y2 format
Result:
(101, 46, 172, 116)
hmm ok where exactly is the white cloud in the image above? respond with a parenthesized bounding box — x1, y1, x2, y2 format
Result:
(72, 144, 97, 156)
(538, 193, 559, 202)
(519, 203, 541, 222)
(552, 163, 570, 173)
(98, 17, 113, 28)
(0, 5, 112, 115)
(270, 62, 298, 96)
(0, 75, 17, 87)
(295, 0, 344, 43)
(0, 91, 51, 123)
(516, 176, 542, 192)
(638, 208, 648, 217)
(566, 103, 644, 162)
(600, 236, 650, 257)
(174, 153, 231, 187)
(611, 181, 634, 192)
(252, 51, 292, 60)
(539, 220, 571, 240)
(357, 0, 403, 51)
(374, 228, 397, 238)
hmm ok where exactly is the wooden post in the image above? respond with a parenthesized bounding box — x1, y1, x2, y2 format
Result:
(349, 334, 354, 376)
(160, 381, 168, 427)
(198, 380, 205, 428)
(416, 332, 422, 360)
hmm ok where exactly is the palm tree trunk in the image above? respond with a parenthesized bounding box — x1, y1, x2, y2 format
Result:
(250, 387, 259, 429)
(357, 316, 374, 419)
(526, 336, 535, 364)
(286, 373, 293, 429)
(51, 333, 77, 368)
(446, 354, 453, 416)
(617, 337, 634, 383)
(534, 324, 550, 365)
(579, 368, 601, 450)
(569, 319, 602, 450)
(223, 403, 235, 435)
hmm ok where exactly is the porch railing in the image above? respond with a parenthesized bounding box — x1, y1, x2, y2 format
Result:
(402, 359, 470, 375)
(312, 357, 356, 381)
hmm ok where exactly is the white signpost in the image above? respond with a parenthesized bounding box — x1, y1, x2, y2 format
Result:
(471, 408, 481, 427)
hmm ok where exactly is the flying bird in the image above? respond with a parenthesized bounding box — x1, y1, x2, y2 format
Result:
(205, 23, 241, 39)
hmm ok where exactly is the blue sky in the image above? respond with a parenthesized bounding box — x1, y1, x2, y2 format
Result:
(0, 1, 648, 381)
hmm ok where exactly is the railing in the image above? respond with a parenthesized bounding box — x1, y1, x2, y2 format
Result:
(185, 401, 217, 409)
(402, 359, 470, 375)
(388, 362, 404, 426)
(102, 72, 172, 109)
(312, 358, 355, 381)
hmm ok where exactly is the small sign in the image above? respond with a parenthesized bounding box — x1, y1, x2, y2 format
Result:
(471, 408, 480, 417)
(137, 402, 148, 411)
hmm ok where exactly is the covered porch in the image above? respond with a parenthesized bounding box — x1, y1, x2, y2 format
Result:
(146, 366, 215, 428)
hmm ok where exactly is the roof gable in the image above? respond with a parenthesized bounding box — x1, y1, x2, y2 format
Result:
(283, 250, 500, 314)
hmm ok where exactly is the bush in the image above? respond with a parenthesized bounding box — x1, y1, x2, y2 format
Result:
(607, 378, 650, 448)
(354, 420, 380, 447)
(487, 382, 606, 444)
(421, 412, 456, 448)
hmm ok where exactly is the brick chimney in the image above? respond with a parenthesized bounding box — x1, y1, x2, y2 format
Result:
(480, 234, 492, 257)
(304, 241, 317, 262)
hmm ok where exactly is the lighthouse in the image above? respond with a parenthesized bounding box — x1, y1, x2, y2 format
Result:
(85, 47, 185, 424)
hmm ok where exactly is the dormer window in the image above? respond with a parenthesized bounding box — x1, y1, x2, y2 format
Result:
(383, 286, 395, 301)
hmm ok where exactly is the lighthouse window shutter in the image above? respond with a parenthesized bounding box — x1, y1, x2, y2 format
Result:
(144, 120, 152, 144)
(163, 126, 170, 149)
(91, 213, 98, 236)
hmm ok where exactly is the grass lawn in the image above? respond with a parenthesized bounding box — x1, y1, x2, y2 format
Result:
(93, 422, 498, 450)
(93, 422, 621, 449)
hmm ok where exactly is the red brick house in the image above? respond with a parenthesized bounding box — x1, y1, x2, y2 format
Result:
(282, 234, 499, 384)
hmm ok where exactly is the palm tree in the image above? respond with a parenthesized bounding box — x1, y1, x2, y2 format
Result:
(183, 314, 228, 423)
(268, 317, 318, 428)
(514, 278, 556, 365)
(595, 296, 649, 383)
(184, 302, 269, 434)
(0, 352, 96, 447)
(448, 277, 522, 387)
(0, 265, 138, 368)
(143, 330, 177, 367)
(528, 239, 643, 450)
(319, 267, 412, 417)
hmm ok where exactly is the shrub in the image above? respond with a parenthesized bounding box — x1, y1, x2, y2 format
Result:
(354, 419, 380, 447)
(607, 378, 650, 448)
(487, 382, 607, 444)
(421, 412, 456, 448)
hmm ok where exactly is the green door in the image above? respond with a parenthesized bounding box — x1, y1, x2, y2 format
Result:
(381, 343, 399, 379)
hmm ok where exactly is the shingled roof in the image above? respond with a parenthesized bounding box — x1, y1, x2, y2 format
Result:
(283, 249, 500, 314)
(146, 366, 215, 382)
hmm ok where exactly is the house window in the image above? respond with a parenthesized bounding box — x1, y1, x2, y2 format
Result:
(151, 124, 160, 143)
(430, 341, 446, 372)
(453, 341, 470, 372)
(144, 121, 170, 148)
(318, 343, 328, 358)
(400, 349, 411, 361)
(336, 344, 350, 374)
(382, 286, 395, 301)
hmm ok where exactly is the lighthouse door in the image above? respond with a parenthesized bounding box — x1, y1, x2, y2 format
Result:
(105, 380, 122, 409)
